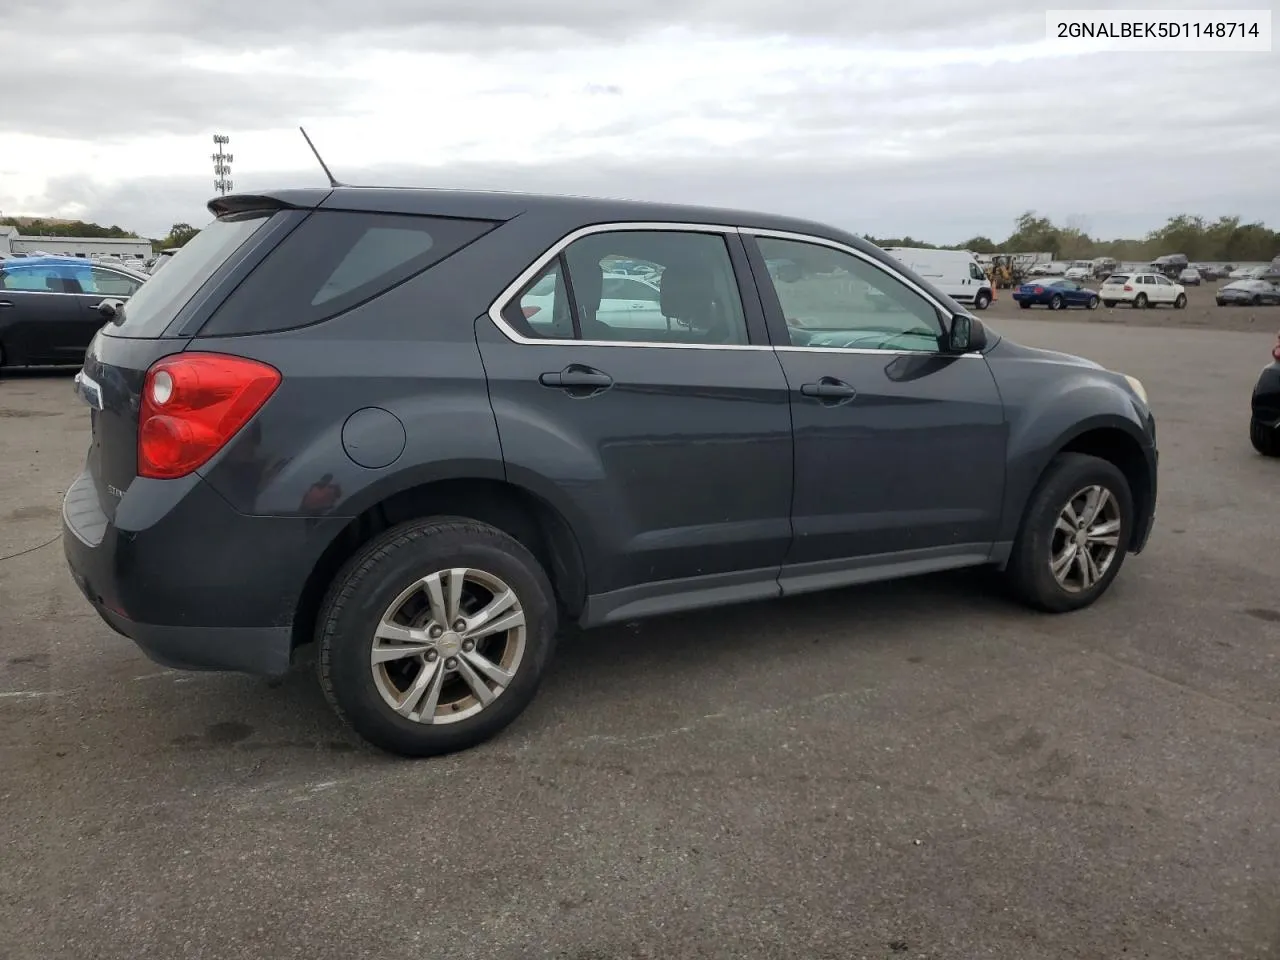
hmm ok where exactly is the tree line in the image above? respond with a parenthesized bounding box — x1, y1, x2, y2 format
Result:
(869, 211, 1279, 263)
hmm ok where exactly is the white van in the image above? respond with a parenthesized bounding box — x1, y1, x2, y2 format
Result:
(881, 247, 993, 310)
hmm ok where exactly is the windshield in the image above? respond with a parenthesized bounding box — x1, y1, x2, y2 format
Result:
(110, 213, 273, 337)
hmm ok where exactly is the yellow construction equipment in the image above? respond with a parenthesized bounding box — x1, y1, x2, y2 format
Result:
(987, 255, 1025, 289)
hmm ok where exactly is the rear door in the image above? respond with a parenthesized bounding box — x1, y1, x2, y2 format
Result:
(742, 231, 1007, 585)
(476, 225, 794, 620)
(0, 262, 79, 365)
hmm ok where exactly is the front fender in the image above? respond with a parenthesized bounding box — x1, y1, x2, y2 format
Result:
(997, 374, 1153, 543)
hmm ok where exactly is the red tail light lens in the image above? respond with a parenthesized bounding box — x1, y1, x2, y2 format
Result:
(1123, 285, 1133, 291)
(1033, 286, 1044, 294)
(138, 353, 281, 479)
(1272, 335, 1280, 362)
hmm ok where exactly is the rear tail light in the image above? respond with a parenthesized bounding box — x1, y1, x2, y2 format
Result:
(1272, 334, 1280, 362)
(138, 353, 281, 479)
(1033, 286, 1044, 294)
(1123, 285, 1133, 292)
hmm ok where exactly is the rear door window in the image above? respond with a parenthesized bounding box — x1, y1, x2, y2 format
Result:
(201, 211, 498, 336)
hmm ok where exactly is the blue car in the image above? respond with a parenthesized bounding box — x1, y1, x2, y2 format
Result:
(1012, 278, 1101, 311)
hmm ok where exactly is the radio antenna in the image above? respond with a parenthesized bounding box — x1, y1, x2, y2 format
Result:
(299, 126, 345, 187)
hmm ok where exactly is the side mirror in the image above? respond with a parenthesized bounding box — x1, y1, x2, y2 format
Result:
(948, 314, 987, 353)
(97, 299, 122, 319)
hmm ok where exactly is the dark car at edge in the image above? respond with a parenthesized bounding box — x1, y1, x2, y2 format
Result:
(62, 186, 1159, 757)
(1250, 331, 1280, 457)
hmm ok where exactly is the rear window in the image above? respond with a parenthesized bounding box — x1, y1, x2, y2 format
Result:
(109, 213, 271, 337)
(200, 211, 497, 336)
(1106, 274, 1130, 284)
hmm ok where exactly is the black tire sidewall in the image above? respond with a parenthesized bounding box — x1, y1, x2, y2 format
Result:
(1008, 453, 1134, 612)
(1088, 297, 1099, 310)
(1134, 294, 1147, 308)
(1103, 300, 1116, 308)
(1050, 295, 1063, 310)
(318, 520, 557, 756)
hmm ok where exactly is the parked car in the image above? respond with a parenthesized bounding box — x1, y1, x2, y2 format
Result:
(1228, 266, 1265, 280)
(1098, 272, 1188, 309)
(880, 247, 993, 310)
(1249, 332, 1280, 457)
(1216, 279, 1280, 306)
(62, 186, 1158, 758)
(1178, 267, 1202, 286)
(1064, 261, 1093, 281)
(1012, 278, 1100, 311)
(0, 255, 147, 369)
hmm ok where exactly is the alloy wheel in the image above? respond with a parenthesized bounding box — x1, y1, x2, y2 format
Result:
(1049, 485, 1122, 593)
(370, 567, 526, 724)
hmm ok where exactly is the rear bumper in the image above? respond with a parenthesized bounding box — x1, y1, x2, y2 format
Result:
(62, 468, 348, 677)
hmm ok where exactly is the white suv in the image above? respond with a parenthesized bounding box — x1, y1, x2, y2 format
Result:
(1099, 272, 1188, 309)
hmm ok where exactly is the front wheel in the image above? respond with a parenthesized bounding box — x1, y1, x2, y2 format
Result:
(1251, 418, 1280, 457)
(317, 518, 557, 757)
(1133, 293, 1148, 309)
(973, 290, 992, 310)
(1087, 296, 1100, 310)
(1174, 293, 1187, 309)
(1005, 453, 1133, 613)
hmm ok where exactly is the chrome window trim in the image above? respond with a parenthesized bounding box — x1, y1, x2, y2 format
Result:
(485, 220, 984, 358)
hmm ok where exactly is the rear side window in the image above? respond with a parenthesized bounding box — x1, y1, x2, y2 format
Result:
(202, 211, 497, 336)
(110, 212, 272, 337)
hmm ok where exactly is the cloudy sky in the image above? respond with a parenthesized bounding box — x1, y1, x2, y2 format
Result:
(1, 0, 1276, 243)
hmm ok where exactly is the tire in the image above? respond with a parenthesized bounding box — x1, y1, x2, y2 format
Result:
(1133, 293, 1148, 309)
(1103, 300, 1116, 308)
(1049, 294, 1064, 310)
(1174, 294, 1187, 309)
(317, 518, 558, 757)
(1087, 296, 1100, 310)
(1251, 418, 1280, 457)
(973, 290, 992, 310)
(1019, 301, 1031, 309)
(1005, 453, 1133, 613)
(1252, 295, 1262, 307)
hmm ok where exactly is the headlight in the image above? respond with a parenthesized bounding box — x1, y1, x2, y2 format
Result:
(1123, 374, 1148, 405)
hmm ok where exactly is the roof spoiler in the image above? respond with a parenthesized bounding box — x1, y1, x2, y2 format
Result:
(206, 194, 302, 217)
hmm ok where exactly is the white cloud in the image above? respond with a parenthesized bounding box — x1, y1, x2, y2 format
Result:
(1, 0, 1275, 242)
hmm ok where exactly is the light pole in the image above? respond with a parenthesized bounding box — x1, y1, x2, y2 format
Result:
(212, 134, 234, 196)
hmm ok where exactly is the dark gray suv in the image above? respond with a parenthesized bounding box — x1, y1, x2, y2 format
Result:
(62, 187, 1158, 756)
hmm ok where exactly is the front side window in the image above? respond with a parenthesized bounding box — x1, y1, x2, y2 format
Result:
(754, 237, 943, 353)
(968, 262, 986, 281)
(88, 267, 143, 297)
(505, 230, 749, 346)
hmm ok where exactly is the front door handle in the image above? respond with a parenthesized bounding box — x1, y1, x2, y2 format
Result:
(539, 365, 614, 395)
(800, 377, 857, 402)
(0, 300, 13, 308)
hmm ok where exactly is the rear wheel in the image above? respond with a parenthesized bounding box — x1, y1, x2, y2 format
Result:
(317, 518, 557, 757)
(1087, 296, 1100, 310)
(1251, 418, 1280, 457)
(1133, 293, 1148, 309)
(1005, 453, 1133, 613)
(973, 290, 992, 310)
(1174, 293, 1187, 309)
(1253, 295, 1263, 306)
(1103, 300, 1116, 308)
(1019, 301, 1032, 309)
(1049, 294, 1064, 310)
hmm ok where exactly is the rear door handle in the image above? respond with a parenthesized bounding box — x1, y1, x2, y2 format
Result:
(800, 377, 857, 401)
(0, 300, 12, 308)
(539, 365, 614, 393)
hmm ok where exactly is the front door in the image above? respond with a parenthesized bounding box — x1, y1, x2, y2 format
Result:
(743, 233, 1008, 588)
(0, 262, 82, 365)
(477, 226, 794, 621)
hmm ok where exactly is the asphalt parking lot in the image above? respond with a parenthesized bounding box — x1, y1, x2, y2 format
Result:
(2, 316, 1279, 960)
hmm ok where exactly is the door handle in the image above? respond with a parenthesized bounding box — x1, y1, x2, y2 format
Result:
(800, 378, 857, 402)
(539, 365, 614, 393)
(0, 300, 12, 308)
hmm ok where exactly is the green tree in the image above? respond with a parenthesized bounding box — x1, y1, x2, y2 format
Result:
(162, 223, 200, 248)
